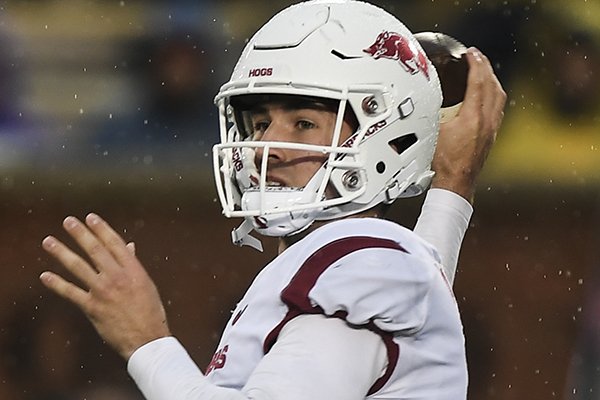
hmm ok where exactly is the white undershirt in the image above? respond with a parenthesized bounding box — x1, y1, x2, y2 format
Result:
(127, 188, 473, 400)
(413, 188, 473, 284)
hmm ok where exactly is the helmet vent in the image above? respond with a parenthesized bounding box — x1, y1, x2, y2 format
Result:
(389, 134, 417, 155)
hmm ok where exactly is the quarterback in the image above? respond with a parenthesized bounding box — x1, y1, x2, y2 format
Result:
(40, 1, 505, 399)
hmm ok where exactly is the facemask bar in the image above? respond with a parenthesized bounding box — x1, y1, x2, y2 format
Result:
(213, 139, 363, 217)
(213, 142, 364, 217)
(213, 81, 395, 219)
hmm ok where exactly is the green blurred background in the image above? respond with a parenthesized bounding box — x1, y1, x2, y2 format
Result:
(1, 1, 599, 399)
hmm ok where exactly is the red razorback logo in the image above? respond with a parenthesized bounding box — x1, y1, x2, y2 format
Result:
(364, 31, 429, 80)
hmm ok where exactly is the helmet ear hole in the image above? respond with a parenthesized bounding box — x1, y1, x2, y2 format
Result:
(376, 162, 386, 174)
(388, 134, 417, 155)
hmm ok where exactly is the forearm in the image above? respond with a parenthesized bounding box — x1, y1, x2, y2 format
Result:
(413, 188, 473, 284)
(128, 337, 247, 400)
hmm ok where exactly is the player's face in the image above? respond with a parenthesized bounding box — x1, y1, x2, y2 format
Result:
(247, 102, 355, 189)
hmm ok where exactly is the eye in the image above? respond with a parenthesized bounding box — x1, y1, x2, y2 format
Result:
(297, 120, 316, 130)
(252, 121, 270, 136)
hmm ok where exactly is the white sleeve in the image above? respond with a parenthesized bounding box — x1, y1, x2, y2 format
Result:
(128, 314, 387, 400)
(128, 337, 246, 400)
(413, 188, 473, 285)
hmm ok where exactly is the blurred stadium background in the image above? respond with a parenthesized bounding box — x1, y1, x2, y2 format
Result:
(0, 1, 599, 399)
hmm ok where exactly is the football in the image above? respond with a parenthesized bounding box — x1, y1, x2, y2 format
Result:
(414, 32, 468, 122)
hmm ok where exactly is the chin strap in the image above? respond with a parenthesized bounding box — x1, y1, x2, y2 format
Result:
(231, 219, 264, 252)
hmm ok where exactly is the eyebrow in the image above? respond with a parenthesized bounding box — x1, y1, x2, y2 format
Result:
(248, 102, 335, 115)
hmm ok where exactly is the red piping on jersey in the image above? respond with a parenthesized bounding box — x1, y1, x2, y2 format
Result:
(263, 236, 408, 396)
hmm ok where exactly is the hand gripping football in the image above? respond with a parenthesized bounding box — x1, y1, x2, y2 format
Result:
(414, 32, 468, 122)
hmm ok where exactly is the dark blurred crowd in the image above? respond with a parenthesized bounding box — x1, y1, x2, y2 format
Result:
(0, 1, 598, 172)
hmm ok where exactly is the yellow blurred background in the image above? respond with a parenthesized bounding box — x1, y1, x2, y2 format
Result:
(0, 1, 599, 399)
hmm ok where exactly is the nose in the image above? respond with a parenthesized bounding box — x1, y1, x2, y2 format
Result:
(253, 120, 289, 166)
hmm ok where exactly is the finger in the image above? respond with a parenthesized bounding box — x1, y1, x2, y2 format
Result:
(63, 216, 121, 273)
(490, 74, 507, 126)
(478, 54, 504, 107)
(42, 235, 100, 287)
(40, 271, 90, 310)
(462, 49, 507, 138)
(477, 56, 506, 134)
(461, 47, 485, 110)
(126, 242, 136, 255)
(85, 213, 137, 267)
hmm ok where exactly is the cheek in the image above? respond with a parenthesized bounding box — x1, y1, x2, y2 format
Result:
(284, 151, 327, 182)
(296, 154, 327, 174)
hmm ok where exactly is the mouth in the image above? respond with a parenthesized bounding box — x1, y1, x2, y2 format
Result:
(265, 176, 285, 187)
(249, 174, 285, 187)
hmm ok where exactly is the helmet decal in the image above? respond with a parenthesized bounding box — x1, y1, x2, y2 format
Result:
(364, 31, 430, 80)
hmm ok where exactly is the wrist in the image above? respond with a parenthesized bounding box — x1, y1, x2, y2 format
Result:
(430, 174, 475, 204)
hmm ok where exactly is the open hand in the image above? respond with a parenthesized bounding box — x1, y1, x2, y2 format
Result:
(40, 213, 171, 360)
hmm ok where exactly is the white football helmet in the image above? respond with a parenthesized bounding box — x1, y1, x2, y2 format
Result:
(213, 0, 442, 250)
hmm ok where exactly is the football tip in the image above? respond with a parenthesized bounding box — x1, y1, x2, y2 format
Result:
(415, 32, 469, 111)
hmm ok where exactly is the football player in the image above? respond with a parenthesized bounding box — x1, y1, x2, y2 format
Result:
(40, 1, 505, 399)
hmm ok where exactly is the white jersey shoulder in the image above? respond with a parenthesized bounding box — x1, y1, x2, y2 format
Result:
(205, 218, 466, 399)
